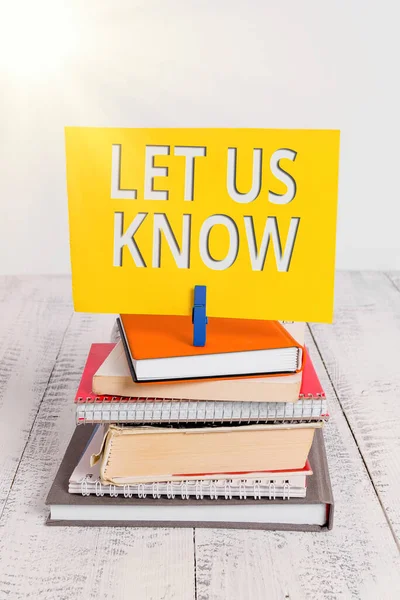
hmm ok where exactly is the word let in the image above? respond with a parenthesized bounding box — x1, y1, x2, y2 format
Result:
(111, 144, 297, 205)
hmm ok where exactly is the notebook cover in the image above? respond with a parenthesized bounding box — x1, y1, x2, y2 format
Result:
(118, 318, 303, 383)
(74, 344, 321, 403)
(299, 349, 325, 399)
(46, 426, 334, 531)
(75, 343, 116, 403)
(119, 314, 302, 360)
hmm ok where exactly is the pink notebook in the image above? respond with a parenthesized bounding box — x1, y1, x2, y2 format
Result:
(75, 344, 325, 402)
(73, 344, 328, 424)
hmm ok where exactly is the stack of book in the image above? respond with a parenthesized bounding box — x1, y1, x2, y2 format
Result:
(47, 317, 333, 531)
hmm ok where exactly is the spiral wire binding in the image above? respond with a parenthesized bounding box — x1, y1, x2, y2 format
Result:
(78, 477, 296, 500)
(95, 479, 104, 497)
(76, 397, 328, 426)
(81, 476, 90, 496)
(283, 482, 290, 500)
(269, 482, 276, 500)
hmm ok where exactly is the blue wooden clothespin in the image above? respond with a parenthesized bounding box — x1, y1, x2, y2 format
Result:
(192, 285, 208, 346)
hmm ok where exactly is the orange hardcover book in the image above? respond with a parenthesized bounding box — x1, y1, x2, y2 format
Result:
(118, 315, 303, 383)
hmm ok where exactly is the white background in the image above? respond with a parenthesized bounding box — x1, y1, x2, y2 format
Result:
(0, 0, 399, 274)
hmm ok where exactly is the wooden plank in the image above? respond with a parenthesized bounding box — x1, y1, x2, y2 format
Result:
(0, 275, 73, 515)
(310, 271, 400, 541)
(387, 271, 400, 291)
(195, 330, 400, 600)
(0, 308, 195, 600)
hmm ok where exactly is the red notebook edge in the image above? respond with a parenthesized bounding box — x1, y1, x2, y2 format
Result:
(74, 344, 325, 404)
(173, 459, 313, 478)
(299, 349, 325, 399)
(75, 343, 116, 403)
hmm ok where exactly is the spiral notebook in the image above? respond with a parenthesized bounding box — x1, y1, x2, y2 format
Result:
(69, 425, 311, 499)
(46, 425, 334, 531)
(75, 344, 328, 425)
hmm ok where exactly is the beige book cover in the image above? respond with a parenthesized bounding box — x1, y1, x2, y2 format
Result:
(91, 422, 322, 484)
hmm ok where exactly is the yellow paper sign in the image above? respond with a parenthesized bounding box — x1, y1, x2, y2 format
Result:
(66, 127, 339, 322)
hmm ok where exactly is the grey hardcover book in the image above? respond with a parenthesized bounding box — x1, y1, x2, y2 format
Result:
(46, 426, 334, 531)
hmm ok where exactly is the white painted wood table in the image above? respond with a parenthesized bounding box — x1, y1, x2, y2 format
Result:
(0, 273, 400, 600)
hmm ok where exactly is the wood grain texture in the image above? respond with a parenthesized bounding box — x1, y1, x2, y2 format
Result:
(310, 271, 400, 541)
(0, 289, 194, 600)
(1, 274, 400, 600)
(387, 271, 400, 293)
(195, 331, 400, 600)
(0, 276, 72, 516)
